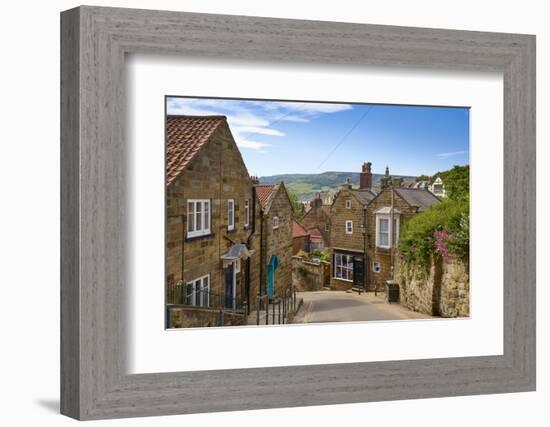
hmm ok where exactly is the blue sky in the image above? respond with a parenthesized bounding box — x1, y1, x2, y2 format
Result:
(166, 97, 469, 177)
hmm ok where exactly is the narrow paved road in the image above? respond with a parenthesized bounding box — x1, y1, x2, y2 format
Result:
(292, 291, 431, 324)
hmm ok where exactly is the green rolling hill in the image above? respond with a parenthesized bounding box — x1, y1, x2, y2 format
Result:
(259, 171, 415, 202)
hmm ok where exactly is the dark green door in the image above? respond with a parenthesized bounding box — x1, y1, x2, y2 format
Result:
(353, 255, 365, 289)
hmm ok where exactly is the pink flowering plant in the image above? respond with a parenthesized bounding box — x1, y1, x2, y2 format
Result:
(398, 198, 469, 270)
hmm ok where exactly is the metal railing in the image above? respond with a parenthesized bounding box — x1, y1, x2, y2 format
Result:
(254, 286, 297, 325)
(166, 282, 246, 313)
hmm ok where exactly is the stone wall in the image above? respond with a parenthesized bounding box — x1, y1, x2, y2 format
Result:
(291, 257, 328, 291)
(167, 306, 245, 328)
(330, 187, 365, 253)
(396, 256, 470, 318)
(302, 196, 331, 246)
(166, 124, 255, 303)
(439, 261, 470, 317)
(366, 188, 420, 291)
(261, 184, 294, 298)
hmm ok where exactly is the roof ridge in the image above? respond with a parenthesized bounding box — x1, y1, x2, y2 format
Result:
(167, 114, 227, 120)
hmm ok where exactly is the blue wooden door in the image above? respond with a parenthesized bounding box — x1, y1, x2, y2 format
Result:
(267, 264, 274, 297)
(267, 255, 280, 297)
(225, 264, 234, 308)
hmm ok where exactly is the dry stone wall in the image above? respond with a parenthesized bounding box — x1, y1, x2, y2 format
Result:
(291, 257, 327, 292)
(396, 256, 469, 318)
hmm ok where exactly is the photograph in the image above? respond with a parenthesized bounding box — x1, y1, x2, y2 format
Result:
(165, 96, 470, 329)
(165, 96, 471, 328)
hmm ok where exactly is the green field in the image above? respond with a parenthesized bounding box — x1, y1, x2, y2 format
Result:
(260, 171, 415, 202)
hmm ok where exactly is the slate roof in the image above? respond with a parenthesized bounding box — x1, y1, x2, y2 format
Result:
(166, 115, 226, 186)
(395, 188, 440, 211)
(350, 189, 376, 206)
(292, 220, 309, 238)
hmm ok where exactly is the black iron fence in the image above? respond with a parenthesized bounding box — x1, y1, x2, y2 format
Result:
(166, 281, 246, 312)
(254, 287, 297, 325)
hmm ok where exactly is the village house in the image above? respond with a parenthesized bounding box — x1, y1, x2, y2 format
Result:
(301, 192, 332, 248)
(292, 220, 310, 255)
(329, 163, 440, 291)
(165, 115, 262, 328)
(429, 176, 447, 197)
(254, 182, 294, 298)
(366, 175, 440, 291)
(329, 162, 376, 290)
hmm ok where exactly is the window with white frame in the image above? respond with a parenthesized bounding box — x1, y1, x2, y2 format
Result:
(185, 274, 210, 307)
(376, 214, 400, 248)
(345, 199, 352, 209)
(372, 261, 381, 273)
(187, 199, 210, 238)
(334, 253, 354, 281)
(272, 215, 279, 229)
(345, 220, 353, 234)
(244, 199, 250, 228)
(227, 199, 235, 231)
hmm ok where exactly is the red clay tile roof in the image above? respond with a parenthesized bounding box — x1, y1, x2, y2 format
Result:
(308, 227, 323, 239)
(254, 184, 276, 209)
(292, 220, 309, 238)
(166, 115, 226, 186)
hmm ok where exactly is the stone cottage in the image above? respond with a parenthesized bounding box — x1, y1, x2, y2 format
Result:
(365, 168, 441, 291)
(165, 115, 261, 327)
(254, 182, 294, 299)
(329, 163, 376, 290)
(301, 192, 331, 248)
(329, 163, 440, 292)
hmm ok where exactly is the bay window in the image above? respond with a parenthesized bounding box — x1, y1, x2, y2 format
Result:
(376, 214, 400, 248)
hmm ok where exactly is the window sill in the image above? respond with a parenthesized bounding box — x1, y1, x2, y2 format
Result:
(186, 232, 215, 241)
(227, 227, 237, 233)
(333, 277, 353, 282)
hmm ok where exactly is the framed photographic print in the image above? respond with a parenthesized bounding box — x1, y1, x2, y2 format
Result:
(61, 6, 536, 420)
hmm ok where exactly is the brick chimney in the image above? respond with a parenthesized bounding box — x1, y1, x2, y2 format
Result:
(250, 175, 259, 185)
(311, 192, 323, 209)
(360, 162, 372, 190)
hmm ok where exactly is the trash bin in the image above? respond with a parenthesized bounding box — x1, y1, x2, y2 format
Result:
(384, 281, 400, 303)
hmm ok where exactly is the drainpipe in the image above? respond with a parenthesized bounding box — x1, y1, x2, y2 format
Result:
(390, 187, 395, 279)
(363, 205, 368, 292)
(245, 189, 257, 310)
(259, 209, 265, 296)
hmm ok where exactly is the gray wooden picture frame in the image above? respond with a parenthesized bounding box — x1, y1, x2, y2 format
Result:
(60, 5, 536, 421)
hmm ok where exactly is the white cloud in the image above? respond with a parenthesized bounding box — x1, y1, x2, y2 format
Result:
(437, 151, 467, 158)
(236, 140, 271, 150)
(233, 126, 285, 137)
(274, 102, 353, 114)
(165, 97, 353, 153)
(280, 115, 310, 123)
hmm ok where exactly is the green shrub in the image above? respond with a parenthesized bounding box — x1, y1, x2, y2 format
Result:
(398, 197, 469, 269)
